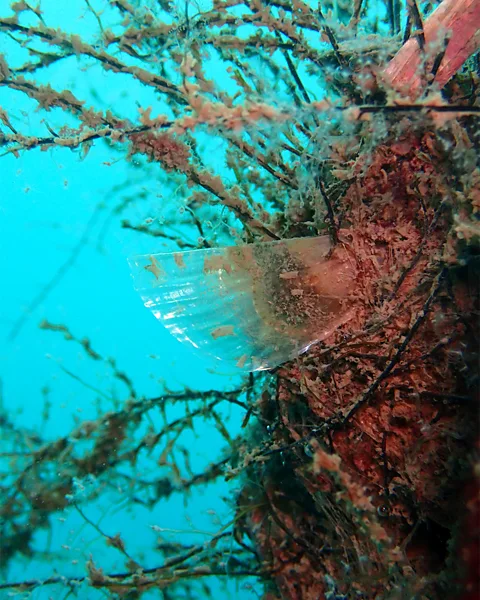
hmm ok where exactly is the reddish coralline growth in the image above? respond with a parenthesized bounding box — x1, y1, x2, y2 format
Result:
(383, 0, 480, 98)
(129, 131, 191, 172)
(238, 131, 479, 599)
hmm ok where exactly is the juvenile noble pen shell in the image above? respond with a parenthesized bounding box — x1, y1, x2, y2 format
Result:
(128, 236, 357, 372)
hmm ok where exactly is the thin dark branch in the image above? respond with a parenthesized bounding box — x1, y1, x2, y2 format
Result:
(341, 268, 447, 424)
(317, 7, 346, 68)
(407, 0, 425, 50)
(7, 204, 103, 342)
(316, 176, 339, 244)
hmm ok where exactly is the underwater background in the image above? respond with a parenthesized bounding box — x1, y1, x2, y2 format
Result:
(1, 1, 479, 599)
(1, 2, 254, 598)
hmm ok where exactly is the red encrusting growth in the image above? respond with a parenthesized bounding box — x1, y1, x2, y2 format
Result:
(129, 131, 192, 173)
(237, 132, 479, 599)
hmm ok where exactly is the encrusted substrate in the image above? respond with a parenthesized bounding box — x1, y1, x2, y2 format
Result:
(238, 131, 479, 600)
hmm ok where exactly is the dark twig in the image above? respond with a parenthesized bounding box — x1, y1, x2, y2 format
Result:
(407, 0, 425, 50)
(341, 268, 447, 424)
(7, 204, 103, 342)
(317, 7, 346, 68)
(316, 176, 339, 244)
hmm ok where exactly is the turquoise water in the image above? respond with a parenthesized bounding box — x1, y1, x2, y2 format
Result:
(0, 1, 257, 597)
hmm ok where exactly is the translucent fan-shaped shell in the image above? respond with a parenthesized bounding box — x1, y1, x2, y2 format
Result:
(128, 236, 356, 372)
